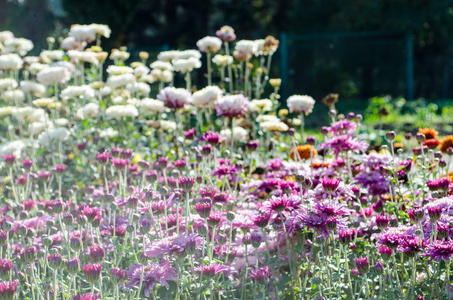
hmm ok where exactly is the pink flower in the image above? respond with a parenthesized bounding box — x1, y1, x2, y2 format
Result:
(126, 261, 178, 296)
(215, 95, 249, 118)
(157, 87, 191, 109)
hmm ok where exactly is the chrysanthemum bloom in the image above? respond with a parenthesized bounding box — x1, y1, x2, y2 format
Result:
(373, 261, 384, 275)
(89, 245, 105, 263)
(318, 134, 369, 157)
(440, 136, 453, 153)
(422, 139, 440, 150)
(157, 87, 191, 109)
(418, 128, 438, 140)
(37, 66, 71, 85)
(321, 178, 341, 194)
(250, 231, 264, 248)
(83, 263, 102, 284)
(146, 233, 201, 258)
(23, 246, 37, 262)
(66, 257, 80, 274)
(126, 261, 178, 296)
(287, 95, 315, 115)
(351, 268, 362, 278)
(195, 263, 229, 278)
(73, 293, 99, 300)
(48, 253, 64, 269)
(261, 194, 296, 213)
(207, 211, 226, 227)
(289, 145, 317, 160)
(428, 205, 442, 222)
(0, 280, 18, 300)
(322, 93, 339, 108)
(216, 26, 236, 42)
(398, 236, 428, 258)
(178, 177, 194, 192)
(111, 158, 129, 171)
(249, 266, 271, 284)
(355, 256, 369, 274)
(339, 229, 355, 245)
(298, 211, 331, 237)
(110, 267, 126, 285)
(0, 259, 12, 280)
(252, 213, 271, 228)
(197, 36, 222, 53)
(215, 95, 249, 118)
(194, 199, 212, 219)
(375, 214, 389, 229)
(2, 154, 15, 167)
(425, 239, 453, 262)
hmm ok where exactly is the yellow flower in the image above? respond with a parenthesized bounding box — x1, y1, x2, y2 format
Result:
(133, 153, 142, 165)
(269, 78, 281, 88)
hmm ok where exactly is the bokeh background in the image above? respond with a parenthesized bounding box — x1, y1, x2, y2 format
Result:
(1, 0, 453, 129)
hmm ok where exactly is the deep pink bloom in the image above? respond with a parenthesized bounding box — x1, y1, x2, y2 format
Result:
(354, 256, 369, 274)
(321, 178, 341, 194)
(83, 263, 102, 283)
(73, 293, 98, 300)
(0, 259, 12, 279)
(318, 134, 368, 157)
(0, 280, 18, 300)
(425, 239, 453, 262)
(96, 151, 109, 164)
(249, 266, 271, 283)
(145, 233, 201, 258)
(22, 157, 33, 170)
(89, 245, 105, 263)
(2, 154, 15, 167)
(252, 213, 271, 228)
(111, 158, 129, 170)
(126, 261, 178, 296)
(194, 199, 212, 219)
(195, 263, 229, 278)
(110, 267, 126, 285)
(184, 129, 195, 139)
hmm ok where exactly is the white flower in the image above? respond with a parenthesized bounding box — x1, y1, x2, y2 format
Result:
(40, 50, 65, 61)
(69, 25, 96, 42)
(158, 120, 177, 132)
(134, 65, 150, 77)
(260, 120, 289, 132)
(3, 38, 33, 55)
(51, 61, 75, 74)
(107, 74, 136, 89)
(177, 50, 202, 60)
(172, 57, 201, 73)
(110, 49, 130, 61)
(99, 128, 118, 138)
(126, 98, 141, 106)
(60, 85, 95, 99)
(89, 24, 111, 38)
(37, 66, 71, 85)
(13, 107, 47, 123)
(140, 98, 166, 113)
(287, 95, 316, 114)
(192, 86, 223, 108)
(126, 82, 150, 96)
(29, 63, 49, 75)
(150, 69, 172, 82)
(105, 105, 138, 120)
(100, 86, 112, 97)
(157, 50, 181, 62)
(106, 65, 133, 75)
(67, 50, 98, 65)
(29, 121, 52, 135)
(0, 31, 14, 43)
(0, 140, 26, 158)
(0, 53, 23, 70)
(2, 90, 25, 103)
(23, 56, 40, 64)
(76, 103, 99, 119)
(0, 78, 18, 91)
(196, 36, 222, 53)
(249, 99, 273, 113)
(256, 115, 280, 124)
(61, 36, 84, 51)
(220, 126, 249, 143)
(0, 106, 15, 117)
(38, 127, 70, 145)
(234, 40, 257, 55)
(32, 98, 55, 108)
(212, 54, 233, 66)
(20, 81, 46, 97)
(150, 61, 173, 71)
(55, 118, 69, 127)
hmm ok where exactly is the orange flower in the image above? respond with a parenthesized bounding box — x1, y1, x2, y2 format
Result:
(440, 135, 453, 153)
(289, 145, 317, 161)
(419, 128, 438, 140)
(393, 142, 404, 151)
(422, 138, 440, 150)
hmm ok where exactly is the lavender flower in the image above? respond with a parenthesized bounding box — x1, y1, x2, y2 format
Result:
(126, 261, 178, 296)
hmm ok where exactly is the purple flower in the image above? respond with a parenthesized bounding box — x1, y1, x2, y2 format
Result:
(0, 280, 18, 300)
(0, 259, 12, 280)
(126, 261, 178, 296)
(298, 210, 330, 237)
(318, 134, 368, 157)
(195, 263, 229, 278)
(425, 239, 453, 262)
(249, 266, 271, 283)
(89, 245, 105, 263)
(397, 236, 428, 258)
(73, 294, 98, 300)
(261, 194, 294, 213)
(215, 94, 249, 118)
(354, 256, 369, 274)
(83, 263, 102, 283)
(110, 267, 126, 285)
(157, 87, 192, 109)
(145, 233, 202, 258)
(252, 213, 271, 228)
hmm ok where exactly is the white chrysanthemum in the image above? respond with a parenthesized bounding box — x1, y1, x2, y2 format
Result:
(220, 126, 249, 143)
(150, 61, 173, 71)
(76, 103, 99, 119)
(51, 61, 76, 74)
(260, 120, 289, 132)
(0, 78, 18, 91)
(40, 50, 65, 61)
(287, 95, 316, 114)
(256, 114, 280, 124)
(0, 106, 15, 117)
(125, 98, 140, 106)
(29, 121, 52, 136)
(3, 38, 33, 55)
(69, 24, 96, 42)
(249, 99, 273, 113)
(196, 36, 222, 53)
(157, 50, 181, 62)
(212, 54, 233, 66)
(0, 31, 14, 43)
(99, 128, 118, 138)
(32, 98, 55, 108)
(0, 140, 26, 158)
(61, 36, 83, 51)
(140, 98, 166, 113)
(138, 74, 156, 83)
(67, 50, 98, 65)
(134, 65, 150, 77)
(55, 118, 69, 127)
(172, 57, 201, 73)
(110, 49, 130, 61)
(38, 127, 70, 145)
(20, 81, 46, 97)
(126, 82, 150, 96)
(107, 73, 136, 89)
(37, 66, 71, 85)
(106, 65, 133, 75)
(150, 69, 173, 82)
(2, 90, 25, 103)
(235, 40, 257, 55)
(29, 63, 49, 75)
(159, 120, 177, 132)
(60, 85, 95, 99)
(13, 107, 47, 123)
(112, 96, 125, 104)
(24, 56, 40, 64)
(89, 24, 111, 38)
(177, 50, 202, 60)
(105, 104, 138, 120)
(0, 53, 23, 70)
(192, 86, 223, 108)
(99, 86, 112, 97)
